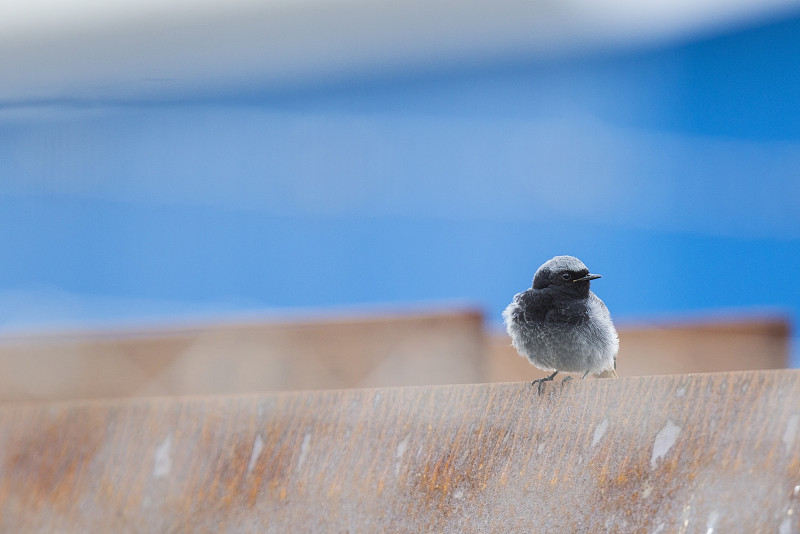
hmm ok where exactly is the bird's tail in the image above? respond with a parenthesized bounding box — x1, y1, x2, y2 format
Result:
(595, 369, 618, 379)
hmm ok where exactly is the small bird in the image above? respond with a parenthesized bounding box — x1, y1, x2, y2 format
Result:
(503, 255, 618, 392)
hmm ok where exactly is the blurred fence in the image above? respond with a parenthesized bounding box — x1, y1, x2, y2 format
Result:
(0, 308, 789, 400)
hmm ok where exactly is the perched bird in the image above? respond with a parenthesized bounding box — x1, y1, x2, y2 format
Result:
(503, 255, 618, 392)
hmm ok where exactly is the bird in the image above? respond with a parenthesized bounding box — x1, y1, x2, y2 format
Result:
(502, 255, 618, 393)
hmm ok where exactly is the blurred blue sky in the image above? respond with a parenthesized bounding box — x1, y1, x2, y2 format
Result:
(1, 8, 799, 364)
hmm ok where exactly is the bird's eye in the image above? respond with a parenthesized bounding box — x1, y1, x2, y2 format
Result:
(561, 272, 571, 280)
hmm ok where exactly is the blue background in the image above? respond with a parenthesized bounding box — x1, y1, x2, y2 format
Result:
(1, 13, 799, 363)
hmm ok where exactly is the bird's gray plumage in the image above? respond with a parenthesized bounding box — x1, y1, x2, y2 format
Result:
(503, 255, 618, 377)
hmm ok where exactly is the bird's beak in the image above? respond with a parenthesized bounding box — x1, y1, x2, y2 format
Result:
(573, 273, 601, 283)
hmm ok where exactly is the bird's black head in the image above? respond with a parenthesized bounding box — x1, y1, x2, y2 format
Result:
(532, 255, 601, 296)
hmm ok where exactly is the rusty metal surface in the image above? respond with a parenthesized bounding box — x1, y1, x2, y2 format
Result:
(1, 370, 799, 533)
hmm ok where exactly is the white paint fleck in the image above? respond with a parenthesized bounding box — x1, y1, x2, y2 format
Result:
(297, 433, 311, 470)
(373, 392, 382, 406)
(453, 488, 464, 500)
(592, 418, 609, 447)
(675, 386, 687, 398)
(641, 483, 653, 498)
(652, 522, 665, 533)
(706, 510, 719, 534)
(247, 434, 264, 474)
(783, 414, 799, 454)
(651, 420, 681, 469)
(537, 443, 545, 454)
(395, 435, 410, 477)
(396, 435, 409, 458)
(779, 516, 792, 534)
(153, 435, 172, 479)
(794, 485, 800, 497)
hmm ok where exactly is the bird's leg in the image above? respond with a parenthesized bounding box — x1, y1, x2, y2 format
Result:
(581, 369, 591, 380)
(532, 371, 558, 395)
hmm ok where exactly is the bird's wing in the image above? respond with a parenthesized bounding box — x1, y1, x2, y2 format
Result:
(516, 289, 550, 324)
(589, 293, 618, 368)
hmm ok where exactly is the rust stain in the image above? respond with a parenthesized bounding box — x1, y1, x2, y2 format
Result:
(3, 408, 106, 513)
(148, 400, 317, 528)
(404, 421, 516, 527)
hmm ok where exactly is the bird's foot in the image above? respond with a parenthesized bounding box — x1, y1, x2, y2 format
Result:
(531, 371, 559, 395)
(561, 376, 573, 387)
